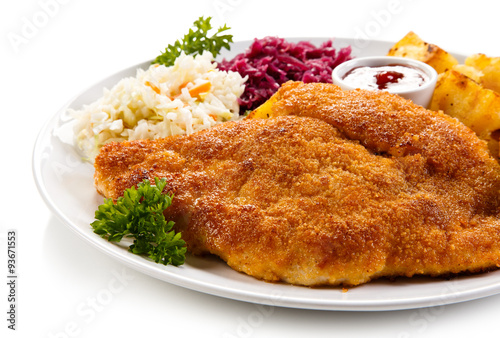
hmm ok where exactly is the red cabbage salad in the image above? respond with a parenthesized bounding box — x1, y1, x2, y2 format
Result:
(218, 36, 353, 112)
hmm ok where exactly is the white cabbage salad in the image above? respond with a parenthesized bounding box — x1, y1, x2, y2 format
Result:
(70, 51, 246, 161)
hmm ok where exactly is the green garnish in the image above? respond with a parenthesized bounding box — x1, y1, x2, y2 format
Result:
(153, 16, 232, 66)
(91, 177, 186, 266)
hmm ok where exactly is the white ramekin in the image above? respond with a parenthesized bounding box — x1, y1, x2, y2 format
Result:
(332, 56, 438, 108)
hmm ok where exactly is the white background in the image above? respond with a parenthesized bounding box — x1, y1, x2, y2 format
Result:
(2, 0, 500, 337)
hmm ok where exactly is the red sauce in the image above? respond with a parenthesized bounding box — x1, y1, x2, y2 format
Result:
(343, 64, 428, 92)
(375, 70, 405, 89)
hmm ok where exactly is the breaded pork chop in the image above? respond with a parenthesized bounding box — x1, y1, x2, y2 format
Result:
(94, 82, 500, 286)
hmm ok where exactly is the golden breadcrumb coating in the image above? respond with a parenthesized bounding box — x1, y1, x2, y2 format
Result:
(94, 82, 500, 286)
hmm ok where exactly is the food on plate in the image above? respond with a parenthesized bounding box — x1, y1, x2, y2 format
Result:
(92, 177, 186, 266)
(218, 36, 352, 112)
(70, 52, 246, 161)
(429, 69, 500, 158)
(153, 16, 232, 67)
(93, 81, 500, 286)
(387, 31, 458, 74)
(389, 32, 500, 159)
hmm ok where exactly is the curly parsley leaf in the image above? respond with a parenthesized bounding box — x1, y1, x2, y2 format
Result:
(91, 177, 186, 266)
(153, 16, 232, 66)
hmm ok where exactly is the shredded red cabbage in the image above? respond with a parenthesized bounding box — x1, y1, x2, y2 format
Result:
(218, 36, 353, 112)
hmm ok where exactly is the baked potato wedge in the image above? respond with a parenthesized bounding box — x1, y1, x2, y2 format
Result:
(387, 31, 458, 74)
(429, 69, 500, 158)
(452, 64, 483, 83)
(246, 90, 278, 119)
(465, 54, 500, 93)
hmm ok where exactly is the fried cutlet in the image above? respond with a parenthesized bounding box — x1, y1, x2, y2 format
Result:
(93, 82, 500, 286)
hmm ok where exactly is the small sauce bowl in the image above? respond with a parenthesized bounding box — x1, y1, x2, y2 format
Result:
(332, 56, 438, 108)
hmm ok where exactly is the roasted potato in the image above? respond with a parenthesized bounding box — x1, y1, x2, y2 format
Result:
(246, 90, 279, 119)
(387, 31, 458, 74)
(452, 64, 483, 83)
(465, 54, 500, 93)
(429, 69, 500, 158)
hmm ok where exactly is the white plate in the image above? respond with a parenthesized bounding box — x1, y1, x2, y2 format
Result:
(33, 38, 500, 311)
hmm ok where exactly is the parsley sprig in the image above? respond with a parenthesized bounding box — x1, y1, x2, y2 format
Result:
(153, 16, 232, 66)
(91, 177, 186, 266)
